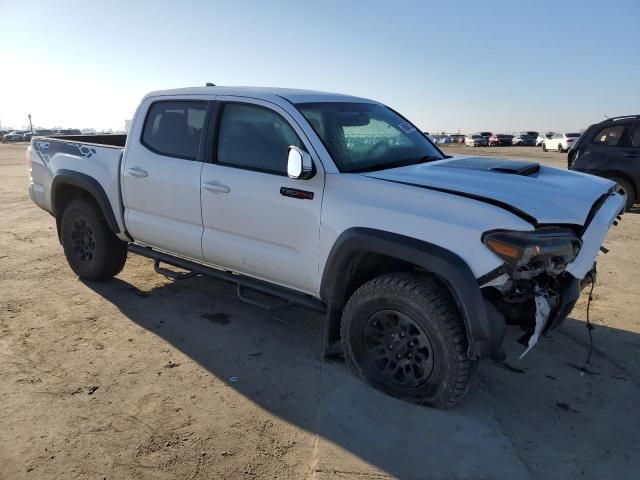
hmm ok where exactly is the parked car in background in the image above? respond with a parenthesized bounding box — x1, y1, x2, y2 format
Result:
(542, 132, 580, 152)
(54, 129, 83, 136)
(34, 129, 56, 136)
(569, 115, 639, 210)
(536, 132, 554, 146)
(3, 130, 29, 142)
(488, 134, 514, 146)
(0, 130, 10, 142)
(423, 132, 436, 143)
(465, 134, 488, 147)
(523, 131, 539, 140)
(512, 134, 535, 146)
(434, 135, 453, 144)
(478, 131, 492, 142)
(450, 134, 465, 144)
(24, 129, 57, 141)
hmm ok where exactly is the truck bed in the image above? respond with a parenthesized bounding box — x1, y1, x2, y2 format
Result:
(40, 134, 127, 148)
(29, 134, 129, 236)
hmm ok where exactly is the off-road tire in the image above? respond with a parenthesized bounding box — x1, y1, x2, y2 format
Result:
(60, 198, 127, 280)
(340, 272, 473, 408)
(611, 177, 635, 211)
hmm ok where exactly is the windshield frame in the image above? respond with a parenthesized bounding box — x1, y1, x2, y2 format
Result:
(294, 101, 446, 173)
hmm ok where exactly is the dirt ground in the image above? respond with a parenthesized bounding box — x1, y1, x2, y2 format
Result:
(1, 142, 639, 479)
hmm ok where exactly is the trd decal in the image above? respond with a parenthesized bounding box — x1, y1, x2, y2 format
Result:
(32, 140, 97, 165)
(280, 187, 314, 200)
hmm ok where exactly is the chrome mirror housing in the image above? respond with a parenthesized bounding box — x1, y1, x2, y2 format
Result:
(287, 146, 313, 179)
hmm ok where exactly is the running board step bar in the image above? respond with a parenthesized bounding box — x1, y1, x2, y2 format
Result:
(128, 244, 326, 314)
(153, 259, 199, 281)
(236, 285, 294, 312)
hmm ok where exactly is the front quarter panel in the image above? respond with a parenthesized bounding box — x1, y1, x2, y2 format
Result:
(319, 173, 534, 281)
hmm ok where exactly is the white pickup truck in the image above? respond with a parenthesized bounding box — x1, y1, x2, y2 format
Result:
(27, 86, 625, 407)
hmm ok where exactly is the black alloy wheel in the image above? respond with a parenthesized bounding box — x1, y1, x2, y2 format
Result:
(71, 218, 97, 263)
(362, 309, 435, 388)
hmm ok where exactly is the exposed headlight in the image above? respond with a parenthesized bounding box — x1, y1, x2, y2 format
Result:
(483, 227, 582, 268)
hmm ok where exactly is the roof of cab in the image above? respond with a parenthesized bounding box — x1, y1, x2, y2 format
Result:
(143, 86, 377, 104)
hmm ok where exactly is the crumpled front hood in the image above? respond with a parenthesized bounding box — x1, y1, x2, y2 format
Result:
(364, 156, 616, 225)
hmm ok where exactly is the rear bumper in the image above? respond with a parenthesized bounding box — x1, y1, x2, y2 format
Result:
(28, 182, 49, 212)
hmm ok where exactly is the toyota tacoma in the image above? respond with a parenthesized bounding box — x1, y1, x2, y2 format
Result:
(27, 86, 625, 407)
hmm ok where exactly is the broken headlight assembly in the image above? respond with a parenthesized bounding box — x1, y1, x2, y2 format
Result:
(483, 227, 582, 276)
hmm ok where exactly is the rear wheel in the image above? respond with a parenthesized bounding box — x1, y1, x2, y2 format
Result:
(340, 273, 473, 408)
(60, 198, 127, 280)
(542, 142, 547, 151)
(557, 143, 564, 153)
(611, 177, 635, 211)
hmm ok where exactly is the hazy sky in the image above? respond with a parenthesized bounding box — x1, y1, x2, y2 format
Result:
(1, 0, 638, 133)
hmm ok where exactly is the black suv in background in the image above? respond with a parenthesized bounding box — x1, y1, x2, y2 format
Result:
(569, 115, 640, 210)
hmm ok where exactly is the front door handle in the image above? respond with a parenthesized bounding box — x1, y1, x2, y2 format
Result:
(623, 152, 637, 158)
(203, 181, 230, 194)
(127, 167, 148, 177)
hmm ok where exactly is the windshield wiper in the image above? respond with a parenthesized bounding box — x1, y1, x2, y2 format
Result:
(348, 155, 442, 173)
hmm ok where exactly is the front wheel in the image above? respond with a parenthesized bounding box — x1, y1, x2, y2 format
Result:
(60, 198, 128, 280)
(542, 142, 547, 151)
(557, 143, 564, 153)
(340, 273, 473, 408)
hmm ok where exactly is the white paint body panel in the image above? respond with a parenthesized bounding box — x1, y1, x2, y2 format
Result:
(365, 158, 616, 225)
(120, 95, 206, 260)
(200, 95, 324, 294)
(29, 138, 127, 236)
(566, 193, 625, 279)
(318, 173, 534, 279)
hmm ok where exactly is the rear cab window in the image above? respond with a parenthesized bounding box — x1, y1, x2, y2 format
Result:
(142, 101, 207, 159)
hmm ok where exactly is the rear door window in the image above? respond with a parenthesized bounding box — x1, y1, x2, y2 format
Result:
(591, 125, 627, 146)
(142, 101, 207, 159)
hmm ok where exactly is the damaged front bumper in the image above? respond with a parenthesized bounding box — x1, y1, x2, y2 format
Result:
(479, 191, 625, 358)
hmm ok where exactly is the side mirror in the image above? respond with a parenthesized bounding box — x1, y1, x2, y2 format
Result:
(287, 146, 313, 179)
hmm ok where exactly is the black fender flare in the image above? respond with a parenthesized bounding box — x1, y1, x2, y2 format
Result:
(320, 227, 503, 360)
(51, 169, 120, 234)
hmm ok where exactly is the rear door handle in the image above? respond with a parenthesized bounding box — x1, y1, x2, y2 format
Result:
(623, 152, 637, 158)
(127, 167, 148, 177)
(202, 181, 230, 194)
